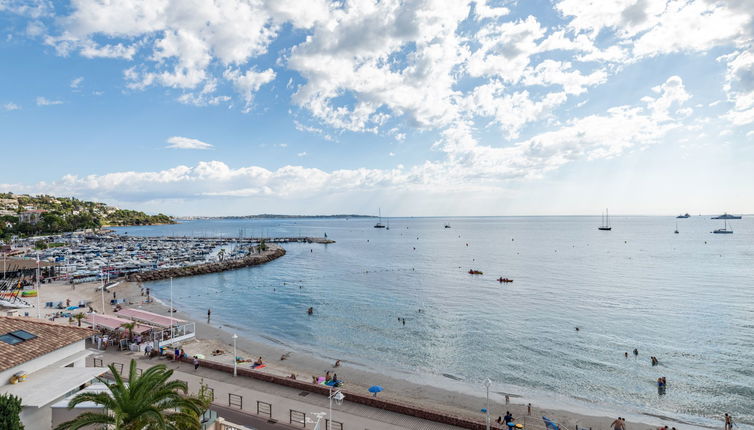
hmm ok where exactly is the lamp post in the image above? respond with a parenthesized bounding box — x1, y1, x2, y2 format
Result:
(35, 252, 40, 319)
(232, 334, 238, 377)
(483, 378, 492, 430)
(328, 388, 345, 430)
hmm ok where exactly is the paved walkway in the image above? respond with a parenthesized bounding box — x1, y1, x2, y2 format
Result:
(89, 349, 465, 430)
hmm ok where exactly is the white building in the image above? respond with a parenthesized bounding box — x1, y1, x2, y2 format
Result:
(18, 209, 46, 224)
(0, 317, 105, 429)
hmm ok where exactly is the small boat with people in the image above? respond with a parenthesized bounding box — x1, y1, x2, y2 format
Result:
(444, 223, 451, 228)
(468, 269, 483, 275)
(497, 277, 513, 283)
(676, 213, 690, 218)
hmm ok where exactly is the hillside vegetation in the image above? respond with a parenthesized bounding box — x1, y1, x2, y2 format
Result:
(0, 193, 174, 239)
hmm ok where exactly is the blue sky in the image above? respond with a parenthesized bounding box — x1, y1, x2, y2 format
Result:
(0, 0, 753, 216)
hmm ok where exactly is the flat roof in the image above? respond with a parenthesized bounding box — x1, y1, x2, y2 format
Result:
(85, 313, 153, 333)
(0, 365, 106, 407)
(115, 308, 185, 327)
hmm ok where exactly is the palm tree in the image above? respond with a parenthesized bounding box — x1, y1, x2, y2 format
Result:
(72, 313, 85, 327)
(55, 359, 208, 430)
(121, 322, 135, 339)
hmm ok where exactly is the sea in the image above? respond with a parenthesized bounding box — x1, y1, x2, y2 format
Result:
(112, 216, 754, 428)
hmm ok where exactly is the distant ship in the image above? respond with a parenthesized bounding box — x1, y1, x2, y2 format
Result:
(444, 223, 451, 229)
(713, 219, 733, 234)
(676, 213, 690, 218)
(374, 209, 386, 228)
(598, 209, 612, 231)
(711, 213, 742, 220)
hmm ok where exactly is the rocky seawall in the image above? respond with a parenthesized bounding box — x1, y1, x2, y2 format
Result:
(126, 245, 286, 282)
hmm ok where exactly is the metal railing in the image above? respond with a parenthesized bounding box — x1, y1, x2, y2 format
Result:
(228, 393, 242, 409)
(256, 400, 271, 417)
(289, 409, 306, 427)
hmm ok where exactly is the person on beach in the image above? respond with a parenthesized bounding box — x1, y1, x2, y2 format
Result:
(207, 308, 211, 323)
(193, 357, 199, 370)
(725, 413, 733, 430)
(610, 417, 625, 430)
(325, 371, 331, 381)
(503, 412, 514, 425)
(527, 403, 531, 416)
(334, 360, 341, 367)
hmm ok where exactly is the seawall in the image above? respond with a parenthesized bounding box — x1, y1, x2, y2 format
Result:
(126, 245, 286, 282)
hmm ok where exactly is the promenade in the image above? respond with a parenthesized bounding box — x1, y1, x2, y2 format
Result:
(88, 348, 466, 430)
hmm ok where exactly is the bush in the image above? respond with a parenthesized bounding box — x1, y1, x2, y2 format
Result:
(0, 393, 25, 429)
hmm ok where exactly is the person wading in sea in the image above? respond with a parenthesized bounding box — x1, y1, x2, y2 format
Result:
(207, 308, 211, 323)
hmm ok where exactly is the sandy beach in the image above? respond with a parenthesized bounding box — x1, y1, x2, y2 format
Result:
(24, 276, 711, 430)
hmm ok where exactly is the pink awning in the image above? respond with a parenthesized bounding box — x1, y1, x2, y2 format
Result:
(85, 313, 153, 333)
(115, 308, 185, 328)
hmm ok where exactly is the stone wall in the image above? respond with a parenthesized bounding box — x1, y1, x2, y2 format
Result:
(127, 246, 286, 282)
(183, 356, 487, 430)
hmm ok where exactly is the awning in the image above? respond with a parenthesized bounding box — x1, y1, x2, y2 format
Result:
(0, 366, 107, 407)
(85, 313, 153, 333)
(115, 308, 185, 328)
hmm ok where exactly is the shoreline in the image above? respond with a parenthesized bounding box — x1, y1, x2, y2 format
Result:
(28, 278, 714, 430)
(140, 291, 710, 430)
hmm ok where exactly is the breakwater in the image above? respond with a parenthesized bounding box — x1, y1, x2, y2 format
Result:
(126, 245, 286, 282)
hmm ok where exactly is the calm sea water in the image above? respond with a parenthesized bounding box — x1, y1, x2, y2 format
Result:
(114, 216, 754, 428)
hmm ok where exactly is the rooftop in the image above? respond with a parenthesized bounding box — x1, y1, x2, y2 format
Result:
(0, 316, 92, 372)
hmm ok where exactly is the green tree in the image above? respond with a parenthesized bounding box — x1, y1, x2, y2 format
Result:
(54, 360, 208, 430)
(0, 393, 25, 429)
(72, 313, 86, 327)
(120, 322, 135, 339)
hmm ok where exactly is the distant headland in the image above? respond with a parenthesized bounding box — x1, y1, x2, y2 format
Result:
(177, 214, 374, 220)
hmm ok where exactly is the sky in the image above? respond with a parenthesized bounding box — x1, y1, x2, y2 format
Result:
(0, 0, 753, 216)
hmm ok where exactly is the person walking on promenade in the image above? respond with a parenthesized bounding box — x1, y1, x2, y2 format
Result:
(193, 357, 199, 370)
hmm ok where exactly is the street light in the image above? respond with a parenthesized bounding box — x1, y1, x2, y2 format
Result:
(328, 388, 345, 429)
(483, 378, 492, 430)
(232, 334, 238, 377)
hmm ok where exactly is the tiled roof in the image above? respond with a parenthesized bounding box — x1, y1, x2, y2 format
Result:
(0, 317, 92, 372)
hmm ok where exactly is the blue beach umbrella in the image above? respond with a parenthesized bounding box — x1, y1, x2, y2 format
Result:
(368, 385, 383, 397)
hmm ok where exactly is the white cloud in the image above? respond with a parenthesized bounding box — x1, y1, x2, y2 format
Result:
(70, 76, 84, 88)
(2, 102, 21, 111)
(36, 96, 62, 106)
(474, 0, 510, 20)
(746, 130, 754, 138)
(165, 136, 214, 150)
(297, 152, 307, 157)
(4, 76, 692, 205)
(223, 67, 276, 112)
(720, 48, 754, 125)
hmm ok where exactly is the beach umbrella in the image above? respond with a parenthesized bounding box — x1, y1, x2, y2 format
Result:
(368, 385, 383, 397)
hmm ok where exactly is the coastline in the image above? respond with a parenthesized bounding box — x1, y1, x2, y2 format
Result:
(138, 289, 708, 430)
(32, 278, 712, 430)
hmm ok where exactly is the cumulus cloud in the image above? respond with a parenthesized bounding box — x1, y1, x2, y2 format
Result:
(4, 76, 691, 204)
(70, 76, 84, 88)
(165, 136, 214, 150)
(2, 102, 21, 111)
(36, 96, 62, 106)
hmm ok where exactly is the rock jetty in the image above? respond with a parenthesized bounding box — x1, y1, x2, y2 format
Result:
(127, 245, 286, 282)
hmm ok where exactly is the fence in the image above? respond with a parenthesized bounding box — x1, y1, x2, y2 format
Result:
(228, 393, 243, 409)
(289, 409, 306, 427)
(327, 419, 343, 430)
(256, 400, 271, 418)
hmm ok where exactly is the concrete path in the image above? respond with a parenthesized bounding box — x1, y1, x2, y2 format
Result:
(90, 349, 465, 430)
